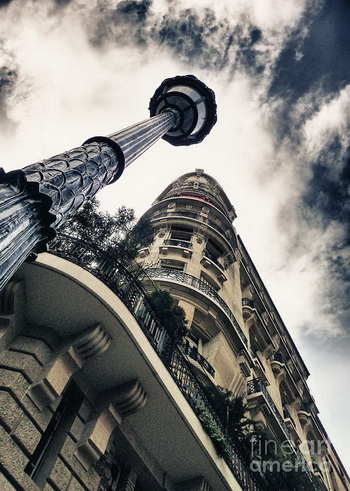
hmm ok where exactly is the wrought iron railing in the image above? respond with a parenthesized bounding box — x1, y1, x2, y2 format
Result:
(181, 341, 215, 377)
(148, 267, 248, 348)
(48, 234, 261, 491)
(168, 349, 260, 491)
(247, 378, 292, 440)
(247, 378, 318, 487)
(152, 210, 234, 243)
(163, 239, 193, 249)
(202, 250, 224, 270)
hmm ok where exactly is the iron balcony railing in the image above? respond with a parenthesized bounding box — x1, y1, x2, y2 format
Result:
(163, 239, 193, 249)
(247, 378, 292, 440)
(148, 267, 248, 348)
(247, 378, 318, 488)
(202, 250, 224, 270)
(48, 234, 261, 491)
(152, 210, 235, 243)
(181, 341, 215, 377)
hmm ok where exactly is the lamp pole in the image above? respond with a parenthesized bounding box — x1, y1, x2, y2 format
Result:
(0, 75, 217, 290)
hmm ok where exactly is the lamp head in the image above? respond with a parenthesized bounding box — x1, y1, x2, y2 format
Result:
(149, 75, 217, 146)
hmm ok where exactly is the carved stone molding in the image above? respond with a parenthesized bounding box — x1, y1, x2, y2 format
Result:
(27, 324, 112, 409)
(72, 324, 111, 360)
(75, 379, 147, 470)
(110, 378, 147, 417)
(28, 347, 82, 410)
(75, 405, 122, 470)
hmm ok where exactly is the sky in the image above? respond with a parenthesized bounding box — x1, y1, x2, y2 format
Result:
(0, 0, 349, 474)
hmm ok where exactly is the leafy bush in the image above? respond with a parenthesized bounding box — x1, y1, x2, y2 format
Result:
(58, 197, 154, 263)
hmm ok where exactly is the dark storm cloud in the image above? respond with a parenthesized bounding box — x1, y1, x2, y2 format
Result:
(266, 0, 350, 141)
(117, 0, 151, 21)
(270, 0, 350, 104)
(154, 8, 262, 74)
(262, 0, 350, 339)
(89, 0, 152, 47)
(89, 1, 263, 75)
(303, 145, 350, 231)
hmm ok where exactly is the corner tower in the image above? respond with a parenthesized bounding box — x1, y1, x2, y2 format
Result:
(139, 169, 249, 393)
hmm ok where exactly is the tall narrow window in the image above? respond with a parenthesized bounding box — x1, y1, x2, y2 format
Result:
(25, 381, 84, 488)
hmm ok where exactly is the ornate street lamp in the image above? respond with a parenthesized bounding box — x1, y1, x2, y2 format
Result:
(0, 75, 217, 290)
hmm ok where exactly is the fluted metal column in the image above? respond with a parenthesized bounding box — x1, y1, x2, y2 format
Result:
(107, 111, 177, 167)
(0, 75, 217, 290)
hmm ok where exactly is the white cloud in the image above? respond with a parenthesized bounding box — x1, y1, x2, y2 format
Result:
(304, 83, 350, 162)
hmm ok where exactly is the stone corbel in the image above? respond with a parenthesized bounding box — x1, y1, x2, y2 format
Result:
(262, 343, 275, 358)
(233, 247, 242, 262)
(238, 350, 252, 377)
(195, 231, 207, 245)
(244, 312, 257, 327)
(28, 347, 82, 410)
(27, 324, 111, 410)
(274, 367, 286, 385)
(75, 379, 147, 470)
(0, 279, 25, 351)
(69, 324, 111, 361)
(223, 251, 235, 267)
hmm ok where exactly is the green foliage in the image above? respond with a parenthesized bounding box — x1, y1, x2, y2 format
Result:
(196, 386, 318, 490)
(196, 405, 229, 458)
(57, 197, 154, 263)
(250, 433, 319, 491)
(148, 289, 187, 339)
(200, 385, 254, 464)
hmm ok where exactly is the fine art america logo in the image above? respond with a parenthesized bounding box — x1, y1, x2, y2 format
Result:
(249, 434, 330, 473)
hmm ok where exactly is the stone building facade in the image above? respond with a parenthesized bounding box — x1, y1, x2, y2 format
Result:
(0, 170, 349, 490)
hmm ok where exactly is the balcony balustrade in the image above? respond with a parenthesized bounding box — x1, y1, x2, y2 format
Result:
(148, 267, 248, 349)
(163, 239, 193, 249)
(151, 209, 234, 243)
(202, 250, 224, 270)
(181, 341, 215, 377)
(247, 378, 318, 487)
(48, 234, 260, 491)
(241, 257, 310, 388)
(247, 378, 292, 440)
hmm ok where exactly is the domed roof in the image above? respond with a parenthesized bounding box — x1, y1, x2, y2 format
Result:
(153, 169, 236, 222)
